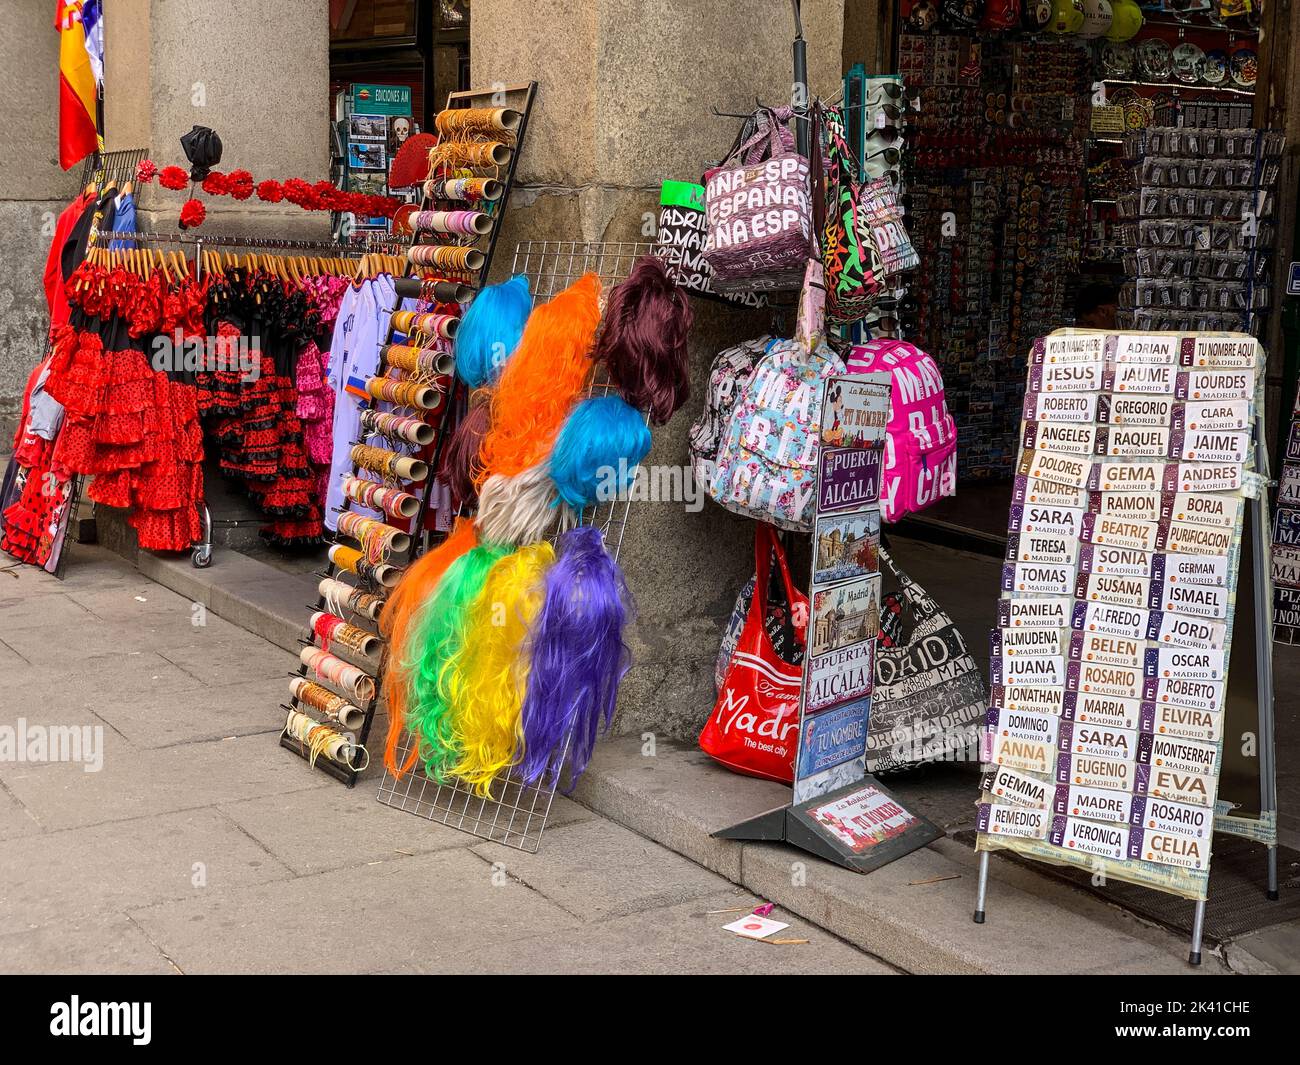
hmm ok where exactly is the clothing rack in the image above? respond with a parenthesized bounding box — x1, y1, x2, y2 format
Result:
(86, 227, 369, 566)
(78, 148, 149, 188)
(279, 81, 538, 787)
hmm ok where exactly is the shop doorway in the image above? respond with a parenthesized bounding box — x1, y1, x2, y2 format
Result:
(851, 4, 1272, 551)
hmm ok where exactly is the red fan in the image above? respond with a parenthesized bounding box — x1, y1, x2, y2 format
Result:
(388, 132, 438, 189)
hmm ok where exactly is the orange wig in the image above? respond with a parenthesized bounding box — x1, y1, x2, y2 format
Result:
(380, 516, 478, 775)
(474, 272, 601, 487)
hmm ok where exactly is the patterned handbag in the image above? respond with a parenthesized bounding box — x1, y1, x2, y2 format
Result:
(816, 103, 885, 324)
(815, 104, 919, 323)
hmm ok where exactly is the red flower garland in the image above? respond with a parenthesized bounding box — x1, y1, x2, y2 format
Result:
(179, 198, 207, 230)
(158, 165, 190, 191)
(135, 159, 404, 231)
(229, 169, 254, 201)
(135, 159, 158, 184)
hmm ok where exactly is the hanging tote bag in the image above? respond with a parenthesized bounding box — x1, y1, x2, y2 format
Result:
(868, 549, 986, 774)
(845, 338, 958, 521)
(651, 180, 767, 308)
(815, 103, 886, 323)
(700, 524, 808, 783)
(713, 539, 808, 693)
(707, 335, 846, 531)
(702, 106, 812, 292)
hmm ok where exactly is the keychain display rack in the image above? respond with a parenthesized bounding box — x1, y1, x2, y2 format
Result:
(279, 82, 538, 786)
(972, 331, 1280, 967)
(374, 239, 650, 852)
(1115, 126, 1284, 338)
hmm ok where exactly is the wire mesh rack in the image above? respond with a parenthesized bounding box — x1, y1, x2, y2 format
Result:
(374, 240, 649, 852)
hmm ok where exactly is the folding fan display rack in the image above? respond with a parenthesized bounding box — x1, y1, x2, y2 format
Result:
(279, 83, 538, 785)
(374, 239, 655, 853)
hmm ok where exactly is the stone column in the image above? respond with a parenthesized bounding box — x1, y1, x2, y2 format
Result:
(473, 0, 847, 741)
(0, 0, 81, 440)
(104, 0, 331, 238)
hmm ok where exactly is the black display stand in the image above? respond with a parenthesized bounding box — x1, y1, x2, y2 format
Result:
(279, 82, 538, 785)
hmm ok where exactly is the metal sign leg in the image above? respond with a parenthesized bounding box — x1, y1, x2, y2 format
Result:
(1189, 900, 1206, 966)
(973, 850, 990, 924)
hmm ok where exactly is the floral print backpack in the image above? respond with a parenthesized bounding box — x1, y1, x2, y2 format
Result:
(706, 336, 846, 531)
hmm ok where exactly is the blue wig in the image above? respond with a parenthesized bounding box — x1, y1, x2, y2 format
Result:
(454, 274, 532, 388)
(548, 395, 651, 510)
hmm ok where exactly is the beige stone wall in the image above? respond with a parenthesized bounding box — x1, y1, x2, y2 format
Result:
(0, 0, 81, 440)
(104, 0, 332, 239)
(473, 1, 848, 741)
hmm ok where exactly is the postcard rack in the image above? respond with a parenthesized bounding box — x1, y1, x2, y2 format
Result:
(279, 82, 538, 786)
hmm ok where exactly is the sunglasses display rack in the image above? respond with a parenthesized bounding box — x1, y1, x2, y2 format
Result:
(843, 66, 911, 342)
(1114, 125, 1284, 337)
(898, 32, 1092, 483)
(278, 82, 537, 786)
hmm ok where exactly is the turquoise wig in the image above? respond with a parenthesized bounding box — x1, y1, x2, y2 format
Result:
(454, 274, 532, 388)
(548, 395, 651, 510)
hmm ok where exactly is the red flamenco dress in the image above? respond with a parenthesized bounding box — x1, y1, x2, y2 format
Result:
(43, 263, 205, 552)
(202, 269, 324, 545)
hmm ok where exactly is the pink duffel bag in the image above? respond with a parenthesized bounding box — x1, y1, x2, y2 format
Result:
(845, 339, 957, 522)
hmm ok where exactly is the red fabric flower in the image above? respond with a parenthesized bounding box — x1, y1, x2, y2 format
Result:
(201, 170, 232, 196)
(281, 178, 314, 207)
(256, 179, 283, 203)
(179, 198, 207, 230)
(228, 169, 254, 201)
(159, 165, 190, 191)
(135, 159, 158, 184)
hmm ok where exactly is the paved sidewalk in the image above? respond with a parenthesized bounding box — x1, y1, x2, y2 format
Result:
(0, 545, 891, 975)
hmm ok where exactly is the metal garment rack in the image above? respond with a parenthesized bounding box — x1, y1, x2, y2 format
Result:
(374, 239, 648, 852)
(280, 82, 538, 786)
(86, 226, 367, 568)
(972, 399, 1281, 968)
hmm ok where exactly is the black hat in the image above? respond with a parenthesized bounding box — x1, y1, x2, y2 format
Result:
(180, 125, 223, 182)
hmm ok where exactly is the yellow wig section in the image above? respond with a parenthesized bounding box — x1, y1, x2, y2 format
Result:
(445, 541, 555, 796)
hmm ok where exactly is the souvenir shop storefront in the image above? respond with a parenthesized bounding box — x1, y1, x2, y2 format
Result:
(3, 0, 1293, 959)
(853, 0, 1292, 551)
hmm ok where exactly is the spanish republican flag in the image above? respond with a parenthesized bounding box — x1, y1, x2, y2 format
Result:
(56, 0, 99, 169)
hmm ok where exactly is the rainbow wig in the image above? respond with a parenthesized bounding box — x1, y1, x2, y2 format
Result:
(519, 526, 632, 789)
(446, 541, 556, 796)
(454, 274, 532, 388)
(439, 395, 491, 509)
(475, 272, 601, 486)
(593, 254, 693, 425)
(380, 516, 479, 776)
(477, 462, 576, 546)
(406, 543, 509, 780)
(548, 395, 651, 510)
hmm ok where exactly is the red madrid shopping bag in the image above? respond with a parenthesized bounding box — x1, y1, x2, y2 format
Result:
(699, 524, 808, 783)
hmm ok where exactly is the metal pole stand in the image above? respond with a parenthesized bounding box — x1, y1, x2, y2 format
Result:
(1189, 900, 1206, 966)
(973, 850, 990, 924)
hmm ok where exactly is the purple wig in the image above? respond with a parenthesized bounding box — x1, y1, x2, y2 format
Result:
(519, 525, 632, 789)
(593, 254, 693, 425)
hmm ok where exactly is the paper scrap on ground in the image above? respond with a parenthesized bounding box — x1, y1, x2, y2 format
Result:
(724, 915, 790, 940)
